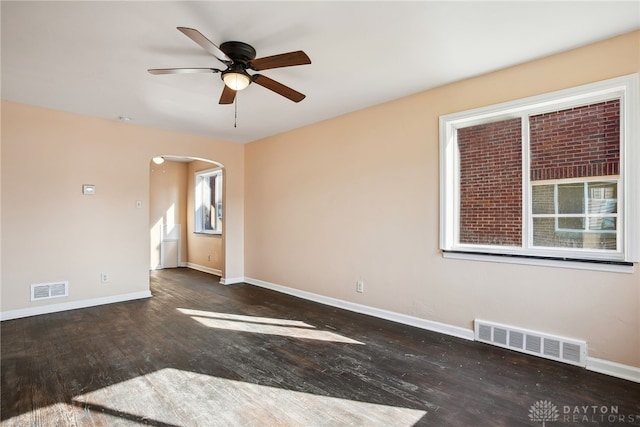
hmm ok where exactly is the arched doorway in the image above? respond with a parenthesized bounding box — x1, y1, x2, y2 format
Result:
(149, 155, 225, 280)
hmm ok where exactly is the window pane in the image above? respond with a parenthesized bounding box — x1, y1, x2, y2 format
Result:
(457, 118, 522, 246)
(588, 182, 617, 214)
(195, 169, 222, 234)
(558, 217, 584, 230)
(533, 218, 616, 249)
(589, 216, 616, 231)
(584, 231, 617, 250)
(530, 100, 620, 181)
(532, 185, 554, 214)
(557, 183, 584, 214)
(205, 176, 215, 230)
(202, 176, 212, 230)
(533, 218, 582, 247)
(529, 100, 620, 252)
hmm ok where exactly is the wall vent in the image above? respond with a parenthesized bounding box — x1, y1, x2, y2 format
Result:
(31, 281, 69, 301)
(474, 319, 587, 367)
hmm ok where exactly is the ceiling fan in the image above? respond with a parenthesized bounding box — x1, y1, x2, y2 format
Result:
(148, 27, 311, 104)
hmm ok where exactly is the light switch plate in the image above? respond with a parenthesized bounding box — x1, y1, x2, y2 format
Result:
(82, 184, 96, 195)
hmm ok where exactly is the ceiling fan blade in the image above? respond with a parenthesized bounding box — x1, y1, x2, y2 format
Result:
(219, 85, 237, 104)
(177, 27, 231, 64)
(252, 74, 306, 103)
(250, 51, 311, 71)
(148, 68, 221, 75)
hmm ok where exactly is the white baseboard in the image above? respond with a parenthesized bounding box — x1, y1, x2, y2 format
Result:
(243, 277, 475, 341)
(183, 264, 242, 285)
(150, 262, 188, 271)
(220, 276, 245, 285)
(186, 263, 222, 277)
(587, 357, 640, 383)
(0, 290, 152, 321)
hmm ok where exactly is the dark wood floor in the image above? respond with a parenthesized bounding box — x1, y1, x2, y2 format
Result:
(2, 268, 638, 426)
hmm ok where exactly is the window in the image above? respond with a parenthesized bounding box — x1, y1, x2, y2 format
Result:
(439, 74, 639, 266)
(195, 168, 222, 234)
(532, 179, 618, 245)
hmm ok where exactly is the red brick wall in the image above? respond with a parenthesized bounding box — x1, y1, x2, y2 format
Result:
(458, 118, 522, 246)
(530, 100, 620, 181)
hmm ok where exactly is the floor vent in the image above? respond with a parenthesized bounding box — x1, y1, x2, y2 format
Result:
(474, 319, 587, 367)
(31, 281, 69, 301)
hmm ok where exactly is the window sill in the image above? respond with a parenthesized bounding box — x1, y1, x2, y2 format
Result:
(442, 251, 634, 274)
(193, 231, 222, 236)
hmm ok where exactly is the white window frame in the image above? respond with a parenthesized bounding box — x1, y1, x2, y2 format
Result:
(194, 167, 223, 235)
(439, 74, 639, 270)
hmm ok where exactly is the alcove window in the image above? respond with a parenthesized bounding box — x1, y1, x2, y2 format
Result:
(195, 168, 222, 234)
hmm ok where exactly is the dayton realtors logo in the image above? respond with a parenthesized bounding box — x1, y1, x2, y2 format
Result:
(528, 400, 640, 425)
(528, 400, 559, 426)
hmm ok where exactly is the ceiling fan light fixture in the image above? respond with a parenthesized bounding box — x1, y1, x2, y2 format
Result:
(223, 72, 251, 91)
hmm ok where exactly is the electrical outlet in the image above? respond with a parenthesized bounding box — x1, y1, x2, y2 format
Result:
(100, 273, 109, 283)
(207, 254, 211, 262)
(356, 280, 364, 293)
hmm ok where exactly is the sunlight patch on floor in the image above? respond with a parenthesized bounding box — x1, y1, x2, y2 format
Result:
(71, 368, 427, 426)
(2, 402, 137, 427)
(177, 308, 313, 328)
(177, 308, 364, 344)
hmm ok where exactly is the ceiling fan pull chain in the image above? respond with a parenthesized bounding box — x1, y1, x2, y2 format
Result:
(234, 93, 238, 128)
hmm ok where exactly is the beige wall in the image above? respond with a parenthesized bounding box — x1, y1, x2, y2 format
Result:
(244, 31, 640, 367)
(1, 102, 244, 312)
(149, 160, 188, 269)
(187, 160, 224, 272)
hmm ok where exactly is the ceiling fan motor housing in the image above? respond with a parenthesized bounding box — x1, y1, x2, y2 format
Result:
(220, 41, 257, 65)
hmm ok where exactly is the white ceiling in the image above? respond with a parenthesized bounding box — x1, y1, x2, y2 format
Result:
(2, 1, 639, 143)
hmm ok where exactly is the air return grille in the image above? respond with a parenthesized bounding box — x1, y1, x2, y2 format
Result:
(474, 319, 587, 367)
(31, 281, 69, 301)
